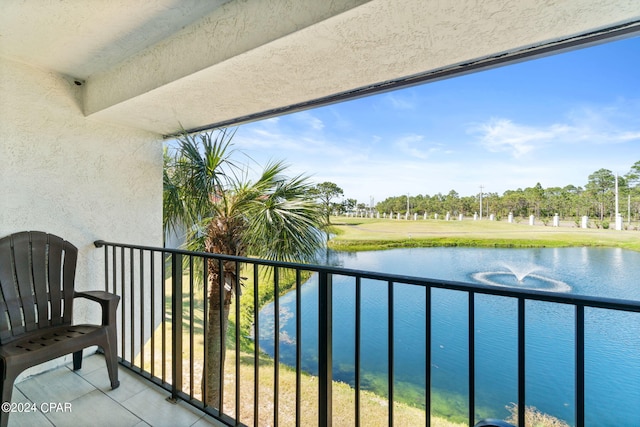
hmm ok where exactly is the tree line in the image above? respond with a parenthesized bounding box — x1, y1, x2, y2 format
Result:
(339, 162, 640, 223)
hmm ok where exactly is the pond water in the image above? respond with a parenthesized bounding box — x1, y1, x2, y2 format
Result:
(258, 247, 640, 425)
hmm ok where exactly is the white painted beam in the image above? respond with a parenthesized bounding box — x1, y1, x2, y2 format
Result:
(84, 0, 369, 119)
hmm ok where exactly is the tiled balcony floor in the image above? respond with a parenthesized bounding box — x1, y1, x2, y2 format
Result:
(8, 353, 224, 427)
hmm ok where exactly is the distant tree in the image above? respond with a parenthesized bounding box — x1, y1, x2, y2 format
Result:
(342, 198, 357, 213)
(444, 190, 460, 214)
(311, 182, 344, 224)
(626, 161, 640, 222)
(543, 187, 564, 217)
(482, 192, 499, 218)
(626, 160, 640, 187)
(460, 195, 476, 215)
(412, 194, 426, 214)
(562, 185, 586, 218)
(524, 183, 545, 217)
(431, 193, 446, 215)
(376, 195, 406, 214)
(586, 168, 616, 220)
(502, 189, 527, 217)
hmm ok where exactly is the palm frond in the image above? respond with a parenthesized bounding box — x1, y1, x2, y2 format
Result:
(243, 169, 324, 263)
(163, 128, 237, 235)
(164, 127, 324, 264)
(163, 148, 185, 234)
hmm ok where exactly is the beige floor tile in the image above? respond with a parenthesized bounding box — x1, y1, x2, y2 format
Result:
(15, 368, 95, 405)
(82, 364, 149, 403)
(5, 389, 53, 427)
(45, 389, 141, 427)
(191, 414, 226, 427)
(121, 387, 202, 427)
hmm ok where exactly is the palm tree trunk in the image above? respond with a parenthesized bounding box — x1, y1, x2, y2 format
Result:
(202, 259, 233, 409)
(203, 297, 230, 408)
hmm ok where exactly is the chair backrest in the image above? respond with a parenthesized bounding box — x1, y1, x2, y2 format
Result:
(0, 231, 78, 344)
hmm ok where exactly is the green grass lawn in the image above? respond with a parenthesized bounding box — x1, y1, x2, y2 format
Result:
(328, 216, 640, 252)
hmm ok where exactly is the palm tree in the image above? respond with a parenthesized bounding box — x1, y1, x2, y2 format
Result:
(163, 129, 324, 408)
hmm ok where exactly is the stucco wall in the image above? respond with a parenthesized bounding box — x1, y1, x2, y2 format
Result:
(0, 58, 163, 376)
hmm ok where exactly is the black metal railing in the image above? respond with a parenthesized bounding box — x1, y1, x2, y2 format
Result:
(94, 240, 640, 427)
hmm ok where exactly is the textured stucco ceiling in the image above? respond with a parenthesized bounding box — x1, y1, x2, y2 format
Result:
(0, 0, 231, 79)
(1, 0, 639, 136)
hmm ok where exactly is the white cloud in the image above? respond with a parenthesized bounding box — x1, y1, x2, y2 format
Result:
(393, 134, 441, 160)
(616, 131, 640, 141)
(386, 93, 415, 110)
(470, 118, 568, 158)
(556, 103, 640, 144)
(232, 118, 370, 176)
(471, 110, 640, 158)
(395, 134, 427, 159)
(294, 111, 324, 131)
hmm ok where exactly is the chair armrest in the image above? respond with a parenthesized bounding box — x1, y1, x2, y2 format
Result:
(75, 291, 120, 327)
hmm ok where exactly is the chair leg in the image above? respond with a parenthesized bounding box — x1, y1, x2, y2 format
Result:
(104, 328, 120, 389)
(73, 350, 83, 371)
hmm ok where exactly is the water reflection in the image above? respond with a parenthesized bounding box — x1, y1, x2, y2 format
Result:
(258, 247, 640, 425)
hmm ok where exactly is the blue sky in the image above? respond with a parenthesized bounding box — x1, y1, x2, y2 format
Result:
(232, 35, 640, 206)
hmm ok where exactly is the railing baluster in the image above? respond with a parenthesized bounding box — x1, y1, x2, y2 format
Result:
(318, 271, 333, 427)
(218, 258, 225, 413)
(518, 298, 526, 427)
(253, 265, 259, 427)
(189, 255, 194, 399)
(202, 257, 208, 406)
(130, 248, 135, 366)
(295, 269, 302, 427)
(170, 252, 184, 401)
(103, 244, 109, 292)
(162, 251, 167, 383)
(235, 262, 241, 424)
(140, 249, 145, 371)
(388, 281, 394, 426)
(121, 246, 126, 361)
(111, 245, 116, 295)
(273, 267, 280, 427)
(355, 276, 361, 427)
(469, 292, 475, 426)
(576, 304, 585, 427)
(425, 286, 431, 427)
(150, 250, 155, 378)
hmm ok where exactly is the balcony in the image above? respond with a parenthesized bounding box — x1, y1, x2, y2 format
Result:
(3, 3, 640, 427)
(26, 239, 627, 427)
